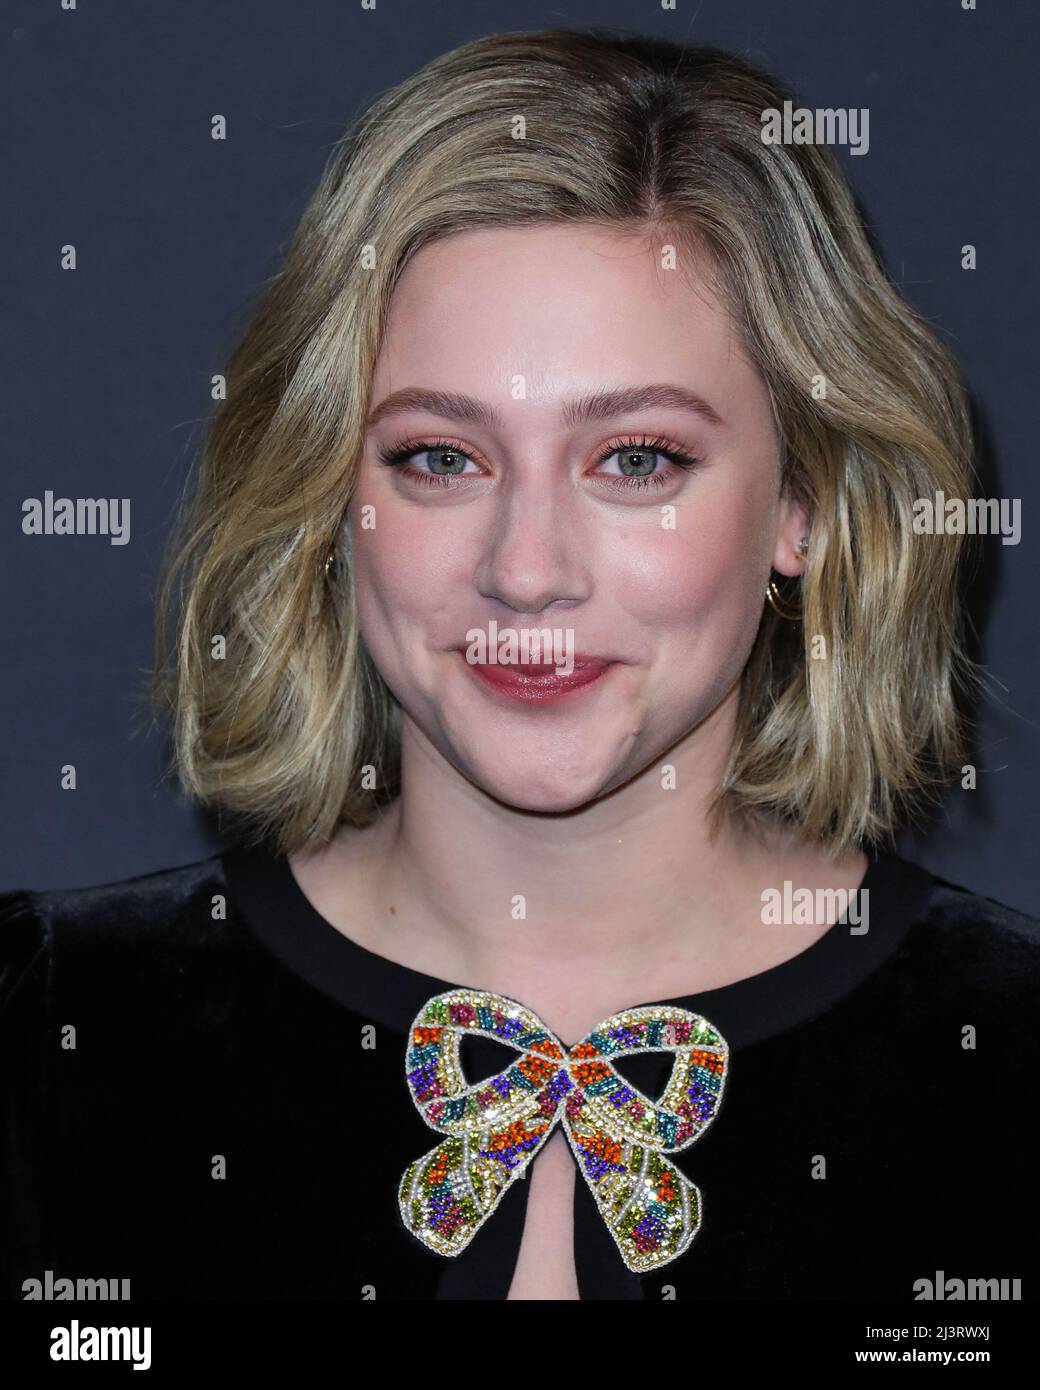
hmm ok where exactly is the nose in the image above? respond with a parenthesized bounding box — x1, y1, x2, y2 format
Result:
(472, 470, 593, 617)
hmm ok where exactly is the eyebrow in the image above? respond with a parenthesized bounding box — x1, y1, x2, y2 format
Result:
(366, 383, 727, 431)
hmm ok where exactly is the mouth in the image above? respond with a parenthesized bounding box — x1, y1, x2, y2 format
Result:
(454, 650, 616, 705)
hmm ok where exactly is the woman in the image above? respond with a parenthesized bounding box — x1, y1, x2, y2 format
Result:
(2, 29, 1037, 1303)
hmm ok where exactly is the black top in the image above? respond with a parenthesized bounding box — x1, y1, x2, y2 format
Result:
(1, 844, 1037, 1301)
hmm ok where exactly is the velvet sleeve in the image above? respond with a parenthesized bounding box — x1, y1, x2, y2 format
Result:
(0, 891, 52, 1300)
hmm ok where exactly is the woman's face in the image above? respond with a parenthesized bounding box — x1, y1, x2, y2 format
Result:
(349, 223, 806, 811)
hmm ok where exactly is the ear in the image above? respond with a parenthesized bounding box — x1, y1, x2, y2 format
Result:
(772, 490, 811, 578)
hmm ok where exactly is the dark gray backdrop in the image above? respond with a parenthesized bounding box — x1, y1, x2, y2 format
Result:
(3, 0, 1037, 911)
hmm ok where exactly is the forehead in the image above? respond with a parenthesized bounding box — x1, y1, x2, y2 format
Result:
(372, 223, 763, 417)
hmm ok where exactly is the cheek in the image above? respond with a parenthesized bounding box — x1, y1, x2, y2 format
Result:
(348, 499, 471, 641)
(606, 478, 772, 633)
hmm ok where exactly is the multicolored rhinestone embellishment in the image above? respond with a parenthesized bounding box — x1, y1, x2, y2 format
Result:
(399, 989, 729, 1273)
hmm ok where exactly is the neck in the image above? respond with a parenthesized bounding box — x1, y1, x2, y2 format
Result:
(308, 689, 867, 1002)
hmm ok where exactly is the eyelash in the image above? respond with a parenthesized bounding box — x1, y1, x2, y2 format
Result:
(376, 434, 702, 492)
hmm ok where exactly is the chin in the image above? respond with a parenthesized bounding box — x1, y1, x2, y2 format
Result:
(461, 757, 618, 815)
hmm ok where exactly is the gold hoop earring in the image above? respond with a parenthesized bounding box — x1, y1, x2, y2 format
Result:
(765, 534, 809, 619)
(765, 577, 802, 621)
(324, 549, 335, 578)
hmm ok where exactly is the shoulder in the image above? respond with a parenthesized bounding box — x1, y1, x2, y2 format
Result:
(913, 862, 1040, 957)
(0, 854, 231, 1022)
(892, 856, 1040, 1014)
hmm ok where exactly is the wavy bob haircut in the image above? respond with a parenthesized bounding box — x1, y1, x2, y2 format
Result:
(153, 28, 978, 858)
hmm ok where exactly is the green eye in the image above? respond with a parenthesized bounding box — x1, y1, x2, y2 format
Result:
(615, 448, 660, 477)
(426, 448, 468, 475)
(377, 433, 701, 493)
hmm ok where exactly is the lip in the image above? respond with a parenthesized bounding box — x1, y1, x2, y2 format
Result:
(454, 650, 617, 705)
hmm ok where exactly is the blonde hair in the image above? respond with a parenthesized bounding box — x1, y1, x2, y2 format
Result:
(152, 28, 979, 856)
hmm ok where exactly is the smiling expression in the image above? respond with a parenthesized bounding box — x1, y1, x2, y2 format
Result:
(348, 222, 806, 811)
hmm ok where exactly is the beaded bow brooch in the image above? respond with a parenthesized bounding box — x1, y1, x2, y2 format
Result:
(399, 989, 729, 1273)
